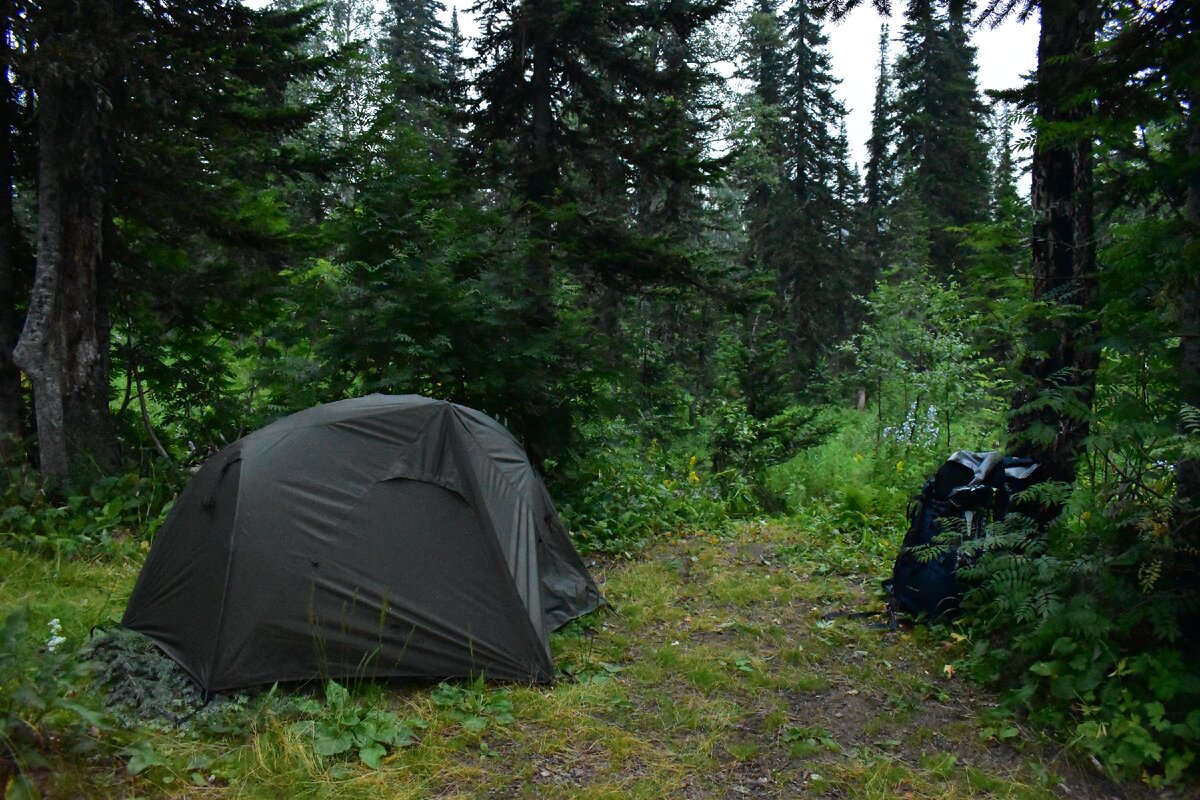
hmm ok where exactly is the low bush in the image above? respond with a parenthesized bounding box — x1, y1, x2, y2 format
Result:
(1, 606, 112, 796)
(553, 416, 752, 556)
(957, 479, 1200, 786)
(0, 466, 182, 560)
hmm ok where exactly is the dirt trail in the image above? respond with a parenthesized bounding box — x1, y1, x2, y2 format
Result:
(514, 522, 1179, 800)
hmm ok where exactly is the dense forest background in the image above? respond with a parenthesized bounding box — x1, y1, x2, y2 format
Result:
(1, 0, 1199, 786)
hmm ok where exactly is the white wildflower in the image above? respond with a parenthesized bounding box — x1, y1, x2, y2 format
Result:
(46, 618, 66, 653)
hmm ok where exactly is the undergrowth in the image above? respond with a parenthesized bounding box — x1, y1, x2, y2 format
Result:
(956, 486, 1200, 787)
(553, 416, 755, 555)
(0, 466, 182, 559)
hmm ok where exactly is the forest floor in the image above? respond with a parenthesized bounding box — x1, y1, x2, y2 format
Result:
(0, 519, 1184, 799)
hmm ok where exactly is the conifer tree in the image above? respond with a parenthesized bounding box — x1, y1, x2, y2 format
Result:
(445, 8, 467, 144)
(0, 2, 28, 461)
(733, 0, 793, 417)
(735, 0, 861, 391)
(777, 0, 859, 376)
(893, 0, 990, 278)
(863, 23, 897, 269)
(383, 0, 449, 138)
(466, 0, 732, 458)
(1003, 0, 1103, 494)
(11, 1, 323, 480)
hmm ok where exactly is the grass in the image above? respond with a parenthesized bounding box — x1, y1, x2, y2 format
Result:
(0, 514, 1165, 799)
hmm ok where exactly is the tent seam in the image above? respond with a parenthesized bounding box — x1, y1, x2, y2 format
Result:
(205, 453, 246, 691)
(447, 408, 554, 677)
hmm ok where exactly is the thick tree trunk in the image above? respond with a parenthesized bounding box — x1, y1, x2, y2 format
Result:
(13, 60, 119, 482)
(1007, 0, 1100, 507)
(0, 3, 26, 463)
(1175, 83, 1200, 630)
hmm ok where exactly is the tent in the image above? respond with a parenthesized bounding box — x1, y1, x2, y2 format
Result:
(123, 395, 603, 692)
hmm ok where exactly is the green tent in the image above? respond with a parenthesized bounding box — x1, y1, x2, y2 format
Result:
(123, 395, 602, 692)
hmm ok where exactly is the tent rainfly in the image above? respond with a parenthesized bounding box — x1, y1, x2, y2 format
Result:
(123, 395, 603, 692)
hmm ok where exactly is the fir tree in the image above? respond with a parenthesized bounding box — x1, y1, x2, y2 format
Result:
(893, 0, 991, 278)
(383, 0, 449, 138)
(733, 0, 793, 417)
(0, 1, 29, 461)
(777, 0, 860, 377)
(863, 22, 897, 272)
(10, 1, 324, 480)
(445, 7, 467, 144)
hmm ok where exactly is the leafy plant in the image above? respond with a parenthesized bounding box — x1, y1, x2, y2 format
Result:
(555, 416, 744, 555)
(959, 495, 1200, 785)
(780, 725, 840, 757)
(0, 467, 181, 560)
(1, 607, 110, 795)
(430, 678, 516, 736)
(291, 681, 425, 769)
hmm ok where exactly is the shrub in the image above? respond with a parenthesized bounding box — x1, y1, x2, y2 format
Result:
(958, 483, 1200, 786)
(1, 607, 111, 795)
(554, 416, 739, 555)
(0, 466, 182, 559)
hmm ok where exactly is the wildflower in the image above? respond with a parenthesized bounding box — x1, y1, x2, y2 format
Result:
(1081, 511, 1092, 522)
(46, 618, 66, 653)
(688, 471, 700, 485)
(689, 455, 697, 468)
(942, 663, 956, 678)
(854, 453, 864, 462)
(896, 460, 904, 473)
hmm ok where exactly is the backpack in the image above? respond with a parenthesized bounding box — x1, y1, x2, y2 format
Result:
(883, 451, 1039, 621)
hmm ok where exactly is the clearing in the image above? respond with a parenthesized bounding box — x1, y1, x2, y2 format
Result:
(0, 519, 1178, 798)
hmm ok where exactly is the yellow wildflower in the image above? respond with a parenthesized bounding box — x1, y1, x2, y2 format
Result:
(688, 471, 700, 485)
(896, 460, 905, 473)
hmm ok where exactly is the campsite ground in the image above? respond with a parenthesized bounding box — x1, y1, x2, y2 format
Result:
(0, 519, 1181, 799)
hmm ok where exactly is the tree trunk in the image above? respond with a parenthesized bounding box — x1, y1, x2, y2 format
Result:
(13, 43, 119, 483)
(1175, 80, 1200, 635)
(0, 2, 26, 464)
(1007, 0, 1100, 508)
(525, 22, 556, 331)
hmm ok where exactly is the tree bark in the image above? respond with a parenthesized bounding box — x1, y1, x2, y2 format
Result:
(1175, 79, 1200, 630)
(0, 2, 27, 464)
(13, 16, 119, 483)
(1007, 0, 1101, 507)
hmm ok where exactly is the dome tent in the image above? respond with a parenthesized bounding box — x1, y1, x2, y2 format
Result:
(123, 395, 603, 693)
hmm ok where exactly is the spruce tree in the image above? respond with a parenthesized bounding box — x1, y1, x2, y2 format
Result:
(893, 0, 991, 278)
(467, 0, 731, 458)
(0, 1, 29, 461)
(734, 0, 793, 418)
(11, 1, 324, 480)
(777, 0, 859, 377)
(863, 23, 897, 272)
(445, 8, 467, 145)
(382, 0, 449, 138)
(735, 0, 861, 392)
